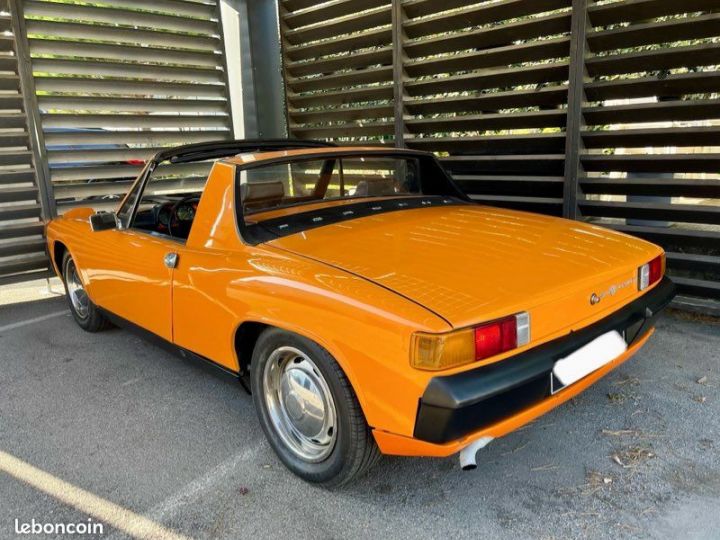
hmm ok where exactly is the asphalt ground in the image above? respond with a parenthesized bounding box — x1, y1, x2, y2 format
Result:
(0, 290, 718, 539)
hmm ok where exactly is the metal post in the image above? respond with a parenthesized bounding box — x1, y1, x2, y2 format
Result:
(391, 0, 407, 148)
(221, 0, 286, 139)
(215, 0, 237, 138)
(248, 0, 286, 138)
(562, 0, 589, 220)
(9, 0, 56, 219)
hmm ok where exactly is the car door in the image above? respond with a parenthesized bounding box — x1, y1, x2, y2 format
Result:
(83, 227, 176, 341)
(78, 161, 188, 342)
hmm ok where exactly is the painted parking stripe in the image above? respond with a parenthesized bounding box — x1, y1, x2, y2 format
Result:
(0, 310, 68, 333)
(0, 451, 190, 540)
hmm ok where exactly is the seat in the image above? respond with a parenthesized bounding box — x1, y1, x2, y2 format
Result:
(241, 180, 285, 212)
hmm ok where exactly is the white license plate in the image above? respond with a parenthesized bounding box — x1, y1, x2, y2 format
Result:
(552, 330, 627, 392)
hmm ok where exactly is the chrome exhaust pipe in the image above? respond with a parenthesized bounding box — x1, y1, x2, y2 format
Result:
(459, 436, 494, 470)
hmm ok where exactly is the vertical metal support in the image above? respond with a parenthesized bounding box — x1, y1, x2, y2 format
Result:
(9, 0, 56, 219)
(278, 1, 296, 139)
(215, 0, 237, 138)
(221, 0, 286, 139)
(562, 0, 589, 220)
(391, 0, 407, 148)
(247, 0, 286, 138)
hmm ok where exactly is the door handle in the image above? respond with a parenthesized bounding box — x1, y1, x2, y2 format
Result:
(164, 252, 178, 269)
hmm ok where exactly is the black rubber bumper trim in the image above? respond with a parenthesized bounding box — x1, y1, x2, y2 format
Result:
(414, 277, 676, 444)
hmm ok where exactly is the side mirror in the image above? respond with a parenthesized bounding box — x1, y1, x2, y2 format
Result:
(90, 211, 118, 232)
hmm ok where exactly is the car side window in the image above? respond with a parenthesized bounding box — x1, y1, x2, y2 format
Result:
(128, 160, 214, 242)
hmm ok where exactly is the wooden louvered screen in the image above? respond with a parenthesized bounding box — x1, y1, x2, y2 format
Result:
(398, 0, 574, 216)
(281, 0, 394, 143)
(281, 0, 720, 314)
(577, 0, 720, 312)
(22, 0, 233, 214)
(0, 0, 52, 285)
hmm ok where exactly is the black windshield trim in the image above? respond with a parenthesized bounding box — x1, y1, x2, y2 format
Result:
(242, 196, 471, 244)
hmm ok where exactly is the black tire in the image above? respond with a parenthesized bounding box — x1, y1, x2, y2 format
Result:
(61, 251, 110, 332)
(251, 328, 380, 487)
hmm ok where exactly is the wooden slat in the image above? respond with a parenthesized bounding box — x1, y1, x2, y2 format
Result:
(43, 130, 229, 146)
(583, 99, 720, 126)
(0, 222, 45, 241)
(282, 0, 388, 29)
(41, 114, 229, 129)
(0, 238, 46, 258)
(28, 39, 222, 68)
(287, 62, 392, 93)
(407, 133, 566, 154)
(581, 177, 720, 198)
(580, 200, 720, 224)
(586, 43, 720, 77)
(587, 14, 720, 52)
(582, 126, 720, 149)
(0, 185, 38, 203)
(283, 27, 391, 62)
(288, 104, 394, 124)
(30, 58, 224, 84)
(585, 71, 720, 102)
(608, 224, 720, 251)
(667, 252, 720, 274)
(582, 154, 720, 174)
(588, 0, 720, 26)
(24, 1, 217, 34)
(34, 77, 227, 98)
(0, 254, 51, 279)
(37, 96, 229, 114)
(405, 38, 570, 77)
(407, 110, 567, 132)
(25, 20, 220, 52)
(283, 5, 391, 45)
(0, 203, 43, 222)
(671, 277, 720, 300)
(405, 62, 569, 96)
(404, 12, 571, 58)
(405, 85, 568, 115)
(403, 0, 571, 39)
(288, 85, 393, 108)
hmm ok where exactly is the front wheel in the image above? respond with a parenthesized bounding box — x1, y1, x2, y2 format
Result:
(251, 328, 380, 487)
(61, 251, 110, 332)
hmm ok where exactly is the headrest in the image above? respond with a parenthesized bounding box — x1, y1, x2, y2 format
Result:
(353, 178, 397, 197)
(241, 181, 285, 205)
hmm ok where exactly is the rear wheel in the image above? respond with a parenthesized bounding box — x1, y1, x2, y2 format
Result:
(61, 251, 110, 332)
(251, 328, 380, 487)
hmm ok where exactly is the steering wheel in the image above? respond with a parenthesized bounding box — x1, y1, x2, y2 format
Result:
(168, 195, 200, 239)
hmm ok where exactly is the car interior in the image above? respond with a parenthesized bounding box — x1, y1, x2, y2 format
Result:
(120, 142, 425, 242)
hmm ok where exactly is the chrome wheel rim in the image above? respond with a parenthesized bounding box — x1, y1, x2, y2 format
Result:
(262, 346, 337, 462)
(66, 260, 89, 319)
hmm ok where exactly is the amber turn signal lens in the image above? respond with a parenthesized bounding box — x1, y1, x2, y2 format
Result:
(410, 328, 475, 371)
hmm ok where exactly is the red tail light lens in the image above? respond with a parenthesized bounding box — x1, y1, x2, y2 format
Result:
(127, 159, 146, 166)
(474, 316, 518, 361)
(638, 254, 664, 290)
(410, 312, 531, 370)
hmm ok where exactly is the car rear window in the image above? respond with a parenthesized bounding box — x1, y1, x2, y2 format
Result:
(238, 156, 422, 220)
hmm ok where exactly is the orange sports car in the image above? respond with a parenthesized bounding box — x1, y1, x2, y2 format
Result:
(46, 140, 675, 486)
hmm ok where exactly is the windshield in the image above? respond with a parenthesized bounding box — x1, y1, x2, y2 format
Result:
(238, 156, 422, 219)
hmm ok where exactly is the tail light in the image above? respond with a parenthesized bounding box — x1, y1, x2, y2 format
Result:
(127, 159, 146, 166)
(411, 312, 531, 371)
(638, 254, 664, 291)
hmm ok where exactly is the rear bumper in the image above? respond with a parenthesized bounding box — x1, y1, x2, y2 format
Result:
(413, 277, 676, 445)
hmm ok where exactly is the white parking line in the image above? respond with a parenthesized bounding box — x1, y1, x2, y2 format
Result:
(148, 443, 262, 521)
(0, 310, 68, 333)
(0, 450, 190, 540)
